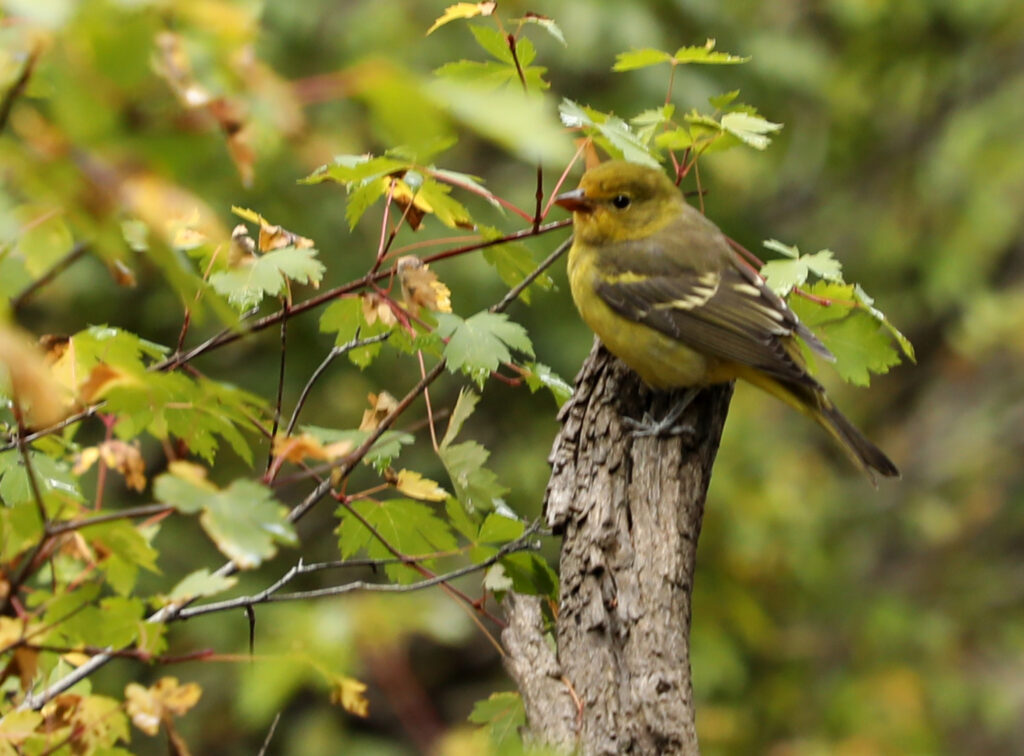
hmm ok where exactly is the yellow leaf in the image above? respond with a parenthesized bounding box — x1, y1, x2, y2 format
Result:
(0, 710, 43, 745)
(126, 677, 202, 737)
(272, 433, 353, 464)
(395, 469, 448, 501)
(359, 391, 398, 432)
(360, 291, 397, 326)
(329, 675, 370, 718)
(166, 461, 217, 492)
(75, 440, 147, 491)
(426, 1, 496, 35)
(0, 324, 68, 426)
(397, 256, 452, 315)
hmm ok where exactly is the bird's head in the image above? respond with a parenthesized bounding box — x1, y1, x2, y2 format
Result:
(554, 160, 682, 244)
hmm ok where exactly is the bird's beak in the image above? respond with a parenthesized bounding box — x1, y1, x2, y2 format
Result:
(554, 188, 593, 214)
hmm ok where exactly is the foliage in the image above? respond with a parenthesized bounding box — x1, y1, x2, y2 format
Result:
(1, 0, 1016, 754)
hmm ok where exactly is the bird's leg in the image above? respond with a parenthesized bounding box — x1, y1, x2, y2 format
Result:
(624, 387, 700, 438)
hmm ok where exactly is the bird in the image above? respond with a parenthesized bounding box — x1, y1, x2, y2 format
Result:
(555, 159, 898, 481)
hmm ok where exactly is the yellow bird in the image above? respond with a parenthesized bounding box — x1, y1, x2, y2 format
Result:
(555, 160, 898, 481)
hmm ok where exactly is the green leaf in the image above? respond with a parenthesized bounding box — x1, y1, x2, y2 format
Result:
(469, 691, 527, 746)
(720, 111, 783, 150)
(612, 48, 672, 71)
(434, 59, 517, 88)
(500, 551, 558, 598)
(337, 498, 457, 583)
(439, 440, 509, 513)
(854, 284, 916, 362)
(673, 39, 750, 65)
(481, 239, 553, 304)
(789, 282, 902, 386)
(470, 24, 513, 64)
(478, 512, 524, 543)
(522, 361, 573, 406)
(416, 177, 474, 228)
(154, 469, 297, 568)
(165, 568, 239, 603)
(441, 388, 481, 448)
(763, 238, 800, 258)
(709, 90, 741, 110)
(209, 246, 325, 311)
(83, 520, 160, 596)
(436, 311, 534, 387)
(428, 80, 572, 166)
(14, 204, 74, 277)
(655, 127, 695, 151)
(318, 297, 392, 368)
(445, 496, 481, 541)
(559, 99, 660, 167)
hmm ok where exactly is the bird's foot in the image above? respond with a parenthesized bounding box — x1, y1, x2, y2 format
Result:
(624, 388, 700, 438)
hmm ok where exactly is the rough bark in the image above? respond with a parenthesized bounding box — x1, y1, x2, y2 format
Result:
(504, 340, 733, 755)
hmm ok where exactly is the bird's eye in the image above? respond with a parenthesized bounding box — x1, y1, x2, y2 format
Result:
(611, 194, 631, 209)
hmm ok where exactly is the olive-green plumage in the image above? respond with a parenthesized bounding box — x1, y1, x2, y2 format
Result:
(555, 160, 898, 481)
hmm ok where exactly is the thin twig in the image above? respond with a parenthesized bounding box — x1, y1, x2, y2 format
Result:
(175, 521, 542, 620)
(284, 331, 392, 437)
(44, 504, 173, 537)
(490, 236, 572, 315)
(0, 45, 39, 134)
(256, 713, 282, 756)
(11, 243, 90, 310)
(266, 302, 290, 472)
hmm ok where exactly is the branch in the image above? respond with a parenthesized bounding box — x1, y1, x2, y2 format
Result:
(10, 243, 90, 311)
(175, 521, 543, 620)
(505, 341, 733, 755)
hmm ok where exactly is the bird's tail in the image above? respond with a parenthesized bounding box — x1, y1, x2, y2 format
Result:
(737, 366, 899, 483)
(813, 395, 900, 484)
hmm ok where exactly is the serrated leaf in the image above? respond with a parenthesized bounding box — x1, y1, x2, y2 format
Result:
(673, 39, 750, 65)
(165, 569, 238, 603)
(500, 551, 558, 598)
(434, 59, 517, 88)
(337, 498, 457, 582)
(154, 465, 296, 568)
(760, 257, 810, 294)
(209, 246, 324, 311)
(468, 691, 526, 746)
(854, 284, 916, 362)
(469, 24, 513, 63)
(612, 47, 672, 71)
(478, 512, 524, 543)
(481, 241, 553, 304)
(439, 439, 509, 513)
(720, 111, 783, 150)
(763, 238, 800, 258)
(655, 127, 695, 151)
(560, 99, 660, 167)
(709, 90, 741, 110)
(445, 496, 481, 541)
(395, 469, 448, 501)
(441, 388, 480, 448)
(319, 297, 391, 368)
(427, 2, 496, 35)
(436, 312, 534, 387)
(522, 361, 573, 406)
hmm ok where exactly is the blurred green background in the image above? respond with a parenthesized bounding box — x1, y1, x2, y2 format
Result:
(3, 0, 1023, 753)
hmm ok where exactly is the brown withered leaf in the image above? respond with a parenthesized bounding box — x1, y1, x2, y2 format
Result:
(388, 178, 430, 230)
(73, 440, 147, 492)
(359, 391, 398, 432)
(125, 677, 202, 737)
(271, 433, 354, 464)
(360, 291, 398, 327)
(397, 256, 452, 316)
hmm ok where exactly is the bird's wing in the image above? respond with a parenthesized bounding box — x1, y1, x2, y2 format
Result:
(593, 212, 832, 389)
